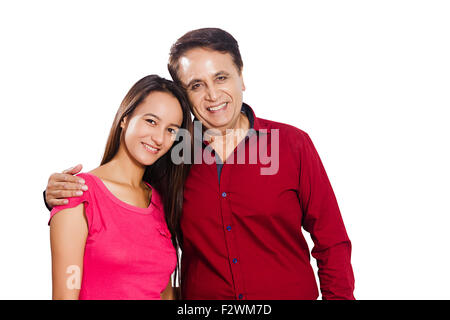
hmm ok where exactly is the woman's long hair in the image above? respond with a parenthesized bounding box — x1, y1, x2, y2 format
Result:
(100, 75, 192, 291)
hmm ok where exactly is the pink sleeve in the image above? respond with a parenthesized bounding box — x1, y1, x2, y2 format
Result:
(48, 181, 92, 229)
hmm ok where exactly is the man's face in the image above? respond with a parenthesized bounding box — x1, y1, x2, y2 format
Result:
(177, 47, 245, 132)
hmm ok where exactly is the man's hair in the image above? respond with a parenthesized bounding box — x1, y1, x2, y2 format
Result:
(168, 28, 243, 85)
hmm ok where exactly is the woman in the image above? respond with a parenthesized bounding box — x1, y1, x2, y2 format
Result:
(49, 75, 192, 299)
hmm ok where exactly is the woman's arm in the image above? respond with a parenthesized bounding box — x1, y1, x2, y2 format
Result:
(49, 203, 88, 300)
(160, 278, 175, 300)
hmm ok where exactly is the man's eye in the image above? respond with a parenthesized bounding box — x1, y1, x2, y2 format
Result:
(217, 76, 227, 81)
(191, 83, 201, 90)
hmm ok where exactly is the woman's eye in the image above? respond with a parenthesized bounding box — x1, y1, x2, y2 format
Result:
(168, 128, 177, 134)
(146, 119, 156, 125)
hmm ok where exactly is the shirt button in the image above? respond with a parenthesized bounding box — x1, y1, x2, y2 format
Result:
(226, 226, 232, 231)
(232, 258, 238, 264)
(221, 192, 227, 197)
(238, 294, 244, 299)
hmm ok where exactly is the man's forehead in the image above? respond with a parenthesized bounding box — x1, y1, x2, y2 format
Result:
(180, 50, 230, 67)
(179, 56, 192, 72)
(178, 49, 235, 82)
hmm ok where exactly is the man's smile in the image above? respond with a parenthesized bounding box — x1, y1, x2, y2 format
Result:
(207, 102, 228, 112)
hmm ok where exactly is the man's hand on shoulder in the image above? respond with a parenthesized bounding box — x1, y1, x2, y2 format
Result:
(45, 164, 88, 209)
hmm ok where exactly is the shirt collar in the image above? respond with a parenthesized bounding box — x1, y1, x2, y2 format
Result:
(240, 103, 255, 129)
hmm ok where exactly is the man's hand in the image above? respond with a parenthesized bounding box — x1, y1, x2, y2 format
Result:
(45, 164, 88, 209)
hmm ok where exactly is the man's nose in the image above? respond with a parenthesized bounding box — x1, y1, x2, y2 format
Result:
(205, 84, 219, 101)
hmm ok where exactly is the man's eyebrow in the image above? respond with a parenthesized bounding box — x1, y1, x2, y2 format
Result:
(144, 113, 180, 128)
(215, 71, 230, 77)
(186, 79, 201, 88)
(185, 71, 231, 88)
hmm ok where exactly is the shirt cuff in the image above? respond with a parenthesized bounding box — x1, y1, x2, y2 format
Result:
(43, 190, 52, 211)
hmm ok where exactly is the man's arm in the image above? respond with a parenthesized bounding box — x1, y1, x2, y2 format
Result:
(50, 203, 88, 299)
(44, 164, 87, 209)
(297, 132, 355, 300)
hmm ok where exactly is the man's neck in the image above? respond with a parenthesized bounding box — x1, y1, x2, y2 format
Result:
(204, 111, 250, 139)
(206, 112, 250, 162)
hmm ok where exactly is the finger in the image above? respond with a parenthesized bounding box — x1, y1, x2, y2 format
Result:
(51, 172, 86, 184)
(51, 181, 88, 191)
(62, 164, 83, 175)
(51, 190, 85, 199)
(48, 199, 69, 207)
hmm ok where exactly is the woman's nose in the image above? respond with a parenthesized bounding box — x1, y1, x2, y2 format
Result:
(151, 128, 165, 146)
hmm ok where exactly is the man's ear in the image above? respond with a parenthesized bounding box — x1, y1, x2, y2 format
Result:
(240, 71, 246, 92)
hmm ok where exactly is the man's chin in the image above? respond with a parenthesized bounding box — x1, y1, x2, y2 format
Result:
(199, 117, 231, 130)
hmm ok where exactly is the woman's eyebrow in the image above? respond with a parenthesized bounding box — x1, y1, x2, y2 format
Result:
(143, 113, 160, 119)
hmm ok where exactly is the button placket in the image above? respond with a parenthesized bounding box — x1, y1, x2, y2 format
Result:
(219, 149, 248, 301)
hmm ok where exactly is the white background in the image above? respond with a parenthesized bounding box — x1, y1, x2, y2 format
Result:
(0, 0, 449, 299)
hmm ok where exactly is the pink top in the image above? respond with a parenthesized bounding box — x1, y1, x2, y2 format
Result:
(49, 173, 177, 300)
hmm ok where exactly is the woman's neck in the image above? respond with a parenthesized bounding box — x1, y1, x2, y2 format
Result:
(96, 145, 146, 189)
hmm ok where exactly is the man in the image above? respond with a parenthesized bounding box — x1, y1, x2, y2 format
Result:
(44, 28, 355, 300)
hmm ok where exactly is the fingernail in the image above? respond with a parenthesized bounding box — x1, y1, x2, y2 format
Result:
(76, 191, 83, 196)
(81, 185, 88, 191)
(64, 200, 69, 204)
(78, 179, 85, 184)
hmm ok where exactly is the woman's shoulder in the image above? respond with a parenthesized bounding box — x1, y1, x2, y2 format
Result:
(75, 172, 94, 185)
(49, 172, 101, 213)
(48, 172, 102, 226)
(77, 170, 111, 192)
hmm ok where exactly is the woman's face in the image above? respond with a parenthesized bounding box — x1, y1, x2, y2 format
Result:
(121, 91, 183, 166)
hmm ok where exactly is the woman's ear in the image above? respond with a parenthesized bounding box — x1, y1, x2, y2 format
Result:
(120, 116, 128, 129)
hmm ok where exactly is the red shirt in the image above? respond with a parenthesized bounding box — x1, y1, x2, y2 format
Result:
(180, 104, 355, 300)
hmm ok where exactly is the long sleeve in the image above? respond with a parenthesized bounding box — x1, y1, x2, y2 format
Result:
(297, 132, 355, 300)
